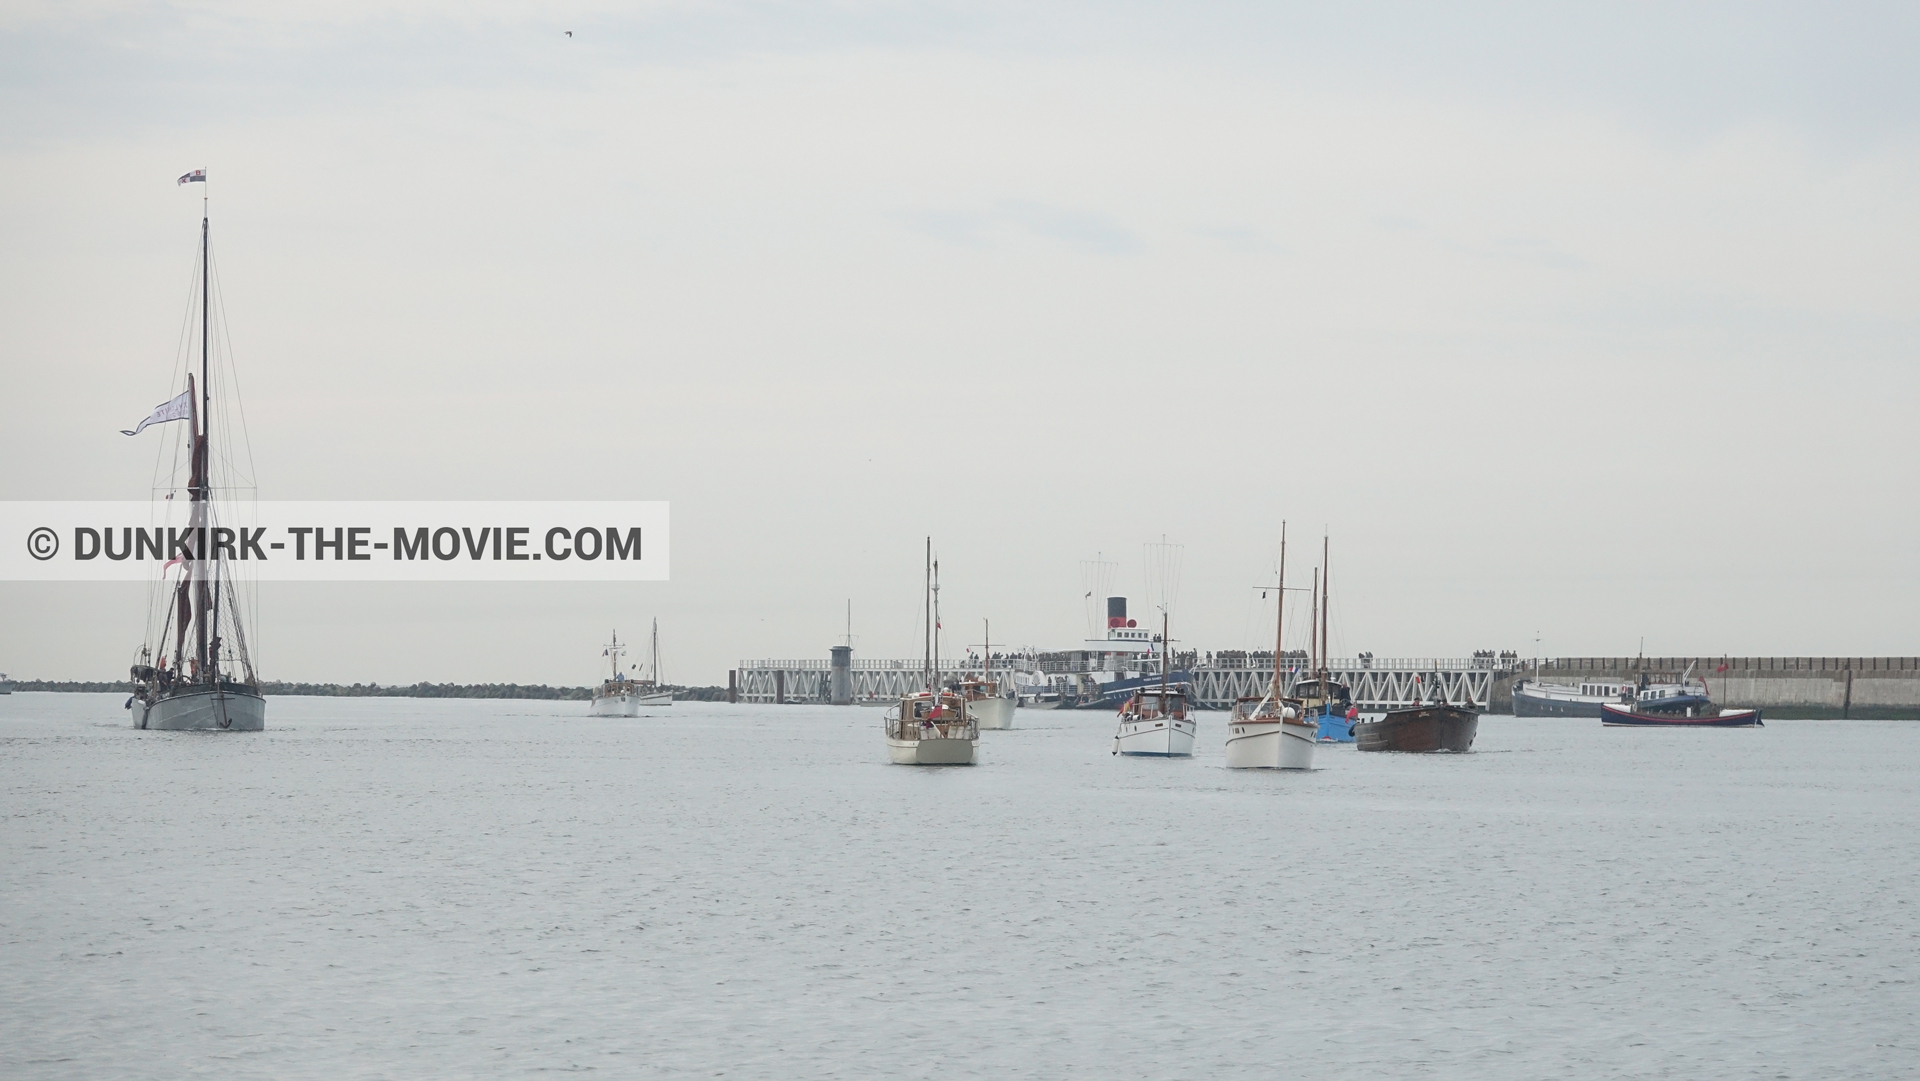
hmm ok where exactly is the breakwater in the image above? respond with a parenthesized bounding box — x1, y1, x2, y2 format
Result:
(1502, 658, 1920, 718)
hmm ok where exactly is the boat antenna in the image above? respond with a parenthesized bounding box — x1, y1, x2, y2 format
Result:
(1272, 521, 1287, 700)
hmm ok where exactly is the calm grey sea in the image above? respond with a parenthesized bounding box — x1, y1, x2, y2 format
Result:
(3, 694, 1916, 1079)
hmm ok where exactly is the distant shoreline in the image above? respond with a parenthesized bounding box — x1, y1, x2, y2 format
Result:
(5, 680, 728, 702)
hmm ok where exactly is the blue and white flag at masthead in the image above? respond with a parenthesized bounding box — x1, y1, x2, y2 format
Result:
(121, 390, 193, 436)
(178, 169, 205, 185)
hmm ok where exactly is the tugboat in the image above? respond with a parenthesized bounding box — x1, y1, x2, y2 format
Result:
(125, 176, 265, 732)
(884, 540, 977, 765)
(1225, 522, 1317, 769)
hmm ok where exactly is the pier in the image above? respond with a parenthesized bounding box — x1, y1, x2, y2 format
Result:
(733, 655, 1505, 711)
(730, 655, 1920, 717)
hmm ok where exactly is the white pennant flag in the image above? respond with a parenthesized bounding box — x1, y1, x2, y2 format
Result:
(121, 390, 193, 436)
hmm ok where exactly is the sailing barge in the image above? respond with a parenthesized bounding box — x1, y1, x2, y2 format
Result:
(126, 180, 265, 732)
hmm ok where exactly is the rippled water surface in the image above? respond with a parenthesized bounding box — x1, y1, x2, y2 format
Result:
(4, 693, 1917, 1079)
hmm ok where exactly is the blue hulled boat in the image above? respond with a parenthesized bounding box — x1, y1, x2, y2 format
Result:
(1291, 676, 1356, 742)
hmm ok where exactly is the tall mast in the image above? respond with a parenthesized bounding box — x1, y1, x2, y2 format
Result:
(924, 542, 932, 692)
(1271, 521, 1287, 699)
(193, 207, 213, 683)
(932, 558, 942, 691)
(201, 207, 210, 441)
(982, 618, 990, 682)
(1308, 568, 1317, 678)
(651, 618, 660, 683)
(1321, 534, 1330, 685)
(1160, 610, 1169, 699)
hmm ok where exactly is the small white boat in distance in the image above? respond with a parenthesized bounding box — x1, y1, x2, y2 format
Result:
(1226, 522, 1315, 769)
(1112, 688, 1196, 757)
(631, 618, 675, 706)
(963, 618, 1016, 729)
(885, 690, 978, 764)
(590, 631, 662, 716)
(963, 681, 1015, 730)
(885, 539, 978, 764)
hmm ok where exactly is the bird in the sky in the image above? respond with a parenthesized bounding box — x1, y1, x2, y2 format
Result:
(565, 30, 573, 37)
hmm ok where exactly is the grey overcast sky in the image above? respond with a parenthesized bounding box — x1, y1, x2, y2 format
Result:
(2, 2, 1917, 685)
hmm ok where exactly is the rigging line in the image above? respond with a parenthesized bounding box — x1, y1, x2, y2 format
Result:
(152, 243, 201, 500)
(208, 248, 259, 490)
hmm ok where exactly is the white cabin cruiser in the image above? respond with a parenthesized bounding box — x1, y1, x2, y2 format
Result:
(1112, 686, 1196, 757)
(959, 679, 1015, 730)
(885, 689, 978, 764)
(960, 620, 1016, 729)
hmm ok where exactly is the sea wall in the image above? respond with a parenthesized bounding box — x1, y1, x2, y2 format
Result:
(1493, 658, 1920, 719)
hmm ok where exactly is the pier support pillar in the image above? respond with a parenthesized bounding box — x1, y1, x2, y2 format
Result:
(830, 646, 853, 706)
(728, 670, 737, 704)
(775, 669, 786, 705)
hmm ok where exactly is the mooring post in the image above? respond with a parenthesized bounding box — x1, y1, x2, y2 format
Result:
(775, 669, 786, 705)
(728, 669, 737, 704)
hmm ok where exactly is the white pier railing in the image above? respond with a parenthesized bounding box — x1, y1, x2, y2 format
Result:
(734, 657, 1506, 709)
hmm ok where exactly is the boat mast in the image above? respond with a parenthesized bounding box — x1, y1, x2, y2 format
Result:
(651, 618, 661, 683)
(1159, 610, 1169, 701)
(982, 618, 990, 683)
(925, 556, 933, 695)
(1309, 567, 1319, 685)
(922, 538, 931, 694)
(1271, 522, 1287, 700)
(193, 204, 214, 685)
(1321, 534, 1330, 688)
